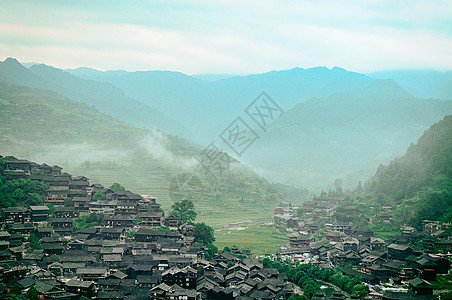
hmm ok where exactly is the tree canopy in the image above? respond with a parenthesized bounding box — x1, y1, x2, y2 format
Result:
(193, 222, 215, 245)
(109, 182, 125, 191)
(170, 200, 197, 224)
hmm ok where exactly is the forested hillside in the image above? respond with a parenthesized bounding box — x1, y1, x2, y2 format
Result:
(367, 115, 452, 228)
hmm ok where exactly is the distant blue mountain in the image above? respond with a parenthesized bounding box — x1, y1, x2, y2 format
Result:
(369, 70, 452, 100)
(242, 79, 452, 190)
(17, 59, 452, 189)
(67, 66, 376, 144)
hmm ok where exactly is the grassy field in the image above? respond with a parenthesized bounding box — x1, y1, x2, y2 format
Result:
(214, 222, 289, 256)
(373, 231, 400, 240)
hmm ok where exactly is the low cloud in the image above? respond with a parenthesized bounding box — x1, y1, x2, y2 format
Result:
(142, 130, 198, 170)
(29, 142, 131, 168)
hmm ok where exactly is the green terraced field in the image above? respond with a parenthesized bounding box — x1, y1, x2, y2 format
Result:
(214, 223, 289, 255)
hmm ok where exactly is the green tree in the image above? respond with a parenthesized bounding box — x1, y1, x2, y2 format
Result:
(29, 233, 42, 250)
(46, 204, 55, 215)
(193, 222, 215, 245)
(352, 284, 369, 297)
(109, 182, 125, 191)
(92, 191, 106, 201)
(0, 178, 47, 208)
(9, 283, 22, 295)
(288, 293, 308, 300)
(26, 286, 39, 300)
(170, 200, 197, 224)
(73, 213, 104, 232)
(205, 243, 218, 260)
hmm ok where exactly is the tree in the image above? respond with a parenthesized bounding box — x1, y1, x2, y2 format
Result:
(205, 243, 218, 260)
(26, 286, 39, 300)
(46, 204, 55, 215)
(352, 284, 369, 297)
(193, 222, 215, 245)
(92, 191, 106, 201)
(73, 213, 104, 232)
(29, 233, 42, 250)
(109, 182, 125, 191)
(9, 283, 22, 295)
(288, 293, 308, 300)
(170, 200, 197, 224)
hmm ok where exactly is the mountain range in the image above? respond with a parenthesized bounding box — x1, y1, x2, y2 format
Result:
(2, 57, 452, 191)
(0, 58, 184, 135)
(243, 80, 452, 189)
(369, 70, 452, 100)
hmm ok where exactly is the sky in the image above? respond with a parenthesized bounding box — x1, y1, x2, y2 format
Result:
(1, 0, 452, 74)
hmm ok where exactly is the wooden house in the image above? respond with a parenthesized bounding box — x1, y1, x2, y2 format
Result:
(29, 205, 50, 222)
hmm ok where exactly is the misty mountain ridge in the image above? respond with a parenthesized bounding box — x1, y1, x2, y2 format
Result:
(369, 69, 452, 100)
(242, 80, 452, 190)
(65, 64, 380, 145)
(3, 57, 452, 191)
(0, 58, 185, 136)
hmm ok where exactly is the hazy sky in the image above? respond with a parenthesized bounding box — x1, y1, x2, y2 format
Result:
(1, 0, 452, 74)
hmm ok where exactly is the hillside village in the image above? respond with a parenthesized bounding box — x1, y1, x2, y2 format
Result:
(0, 156, 307, 300)
(0, 150, 452, 300)
(272, 196, 452, 299)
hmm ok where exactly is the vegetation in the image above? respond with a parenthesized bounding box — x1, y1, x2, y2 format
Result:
(73, 213, 104, 232)
(329, 116, 452, 237)
(429, 275, 452, 290)
(29, 233, 42, 250)
(170, 200, 197, 225)
(25, 286, 39, 300)
(215, 223, 288, 255)
(92, 191, 106, 201)
(366, 115, 452, 230)
(0, 159, 48, 208)
(109, 182, 125, 191)
(9, 283, 21, 295)
(193, 222, 215, 245)
(168, 200, 217, 259)
(262, 258, 368, 298)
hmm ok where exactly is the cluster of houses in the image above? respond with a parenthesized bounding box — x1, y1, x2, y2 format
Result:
(272, 198, 452, 299)
(0, 156, 305, 299)
(273, 196, 347, 232)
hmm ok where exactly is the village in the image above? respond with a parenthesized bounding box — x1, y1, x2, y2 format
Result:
(1, 156, 451, 299)
(272, 195, 452, 299)
(0, 156, 309, 300)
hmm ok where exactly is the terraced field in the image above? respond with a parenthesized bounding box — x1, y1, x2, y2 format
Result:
(214, 223, 289, 255)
